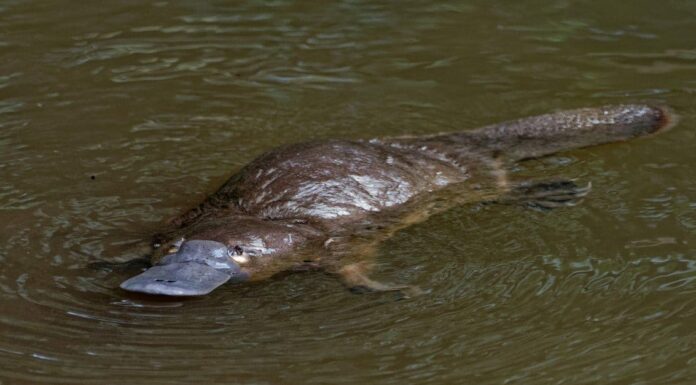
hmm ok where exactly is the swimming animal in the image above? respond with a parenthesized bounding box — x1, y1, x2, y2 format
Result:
(120, 104, 674, 296)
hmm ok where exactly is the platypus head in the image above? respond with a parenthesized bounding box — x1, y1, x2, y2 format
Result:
(120, 216, 319, 296)
(120, 239, 249, 296)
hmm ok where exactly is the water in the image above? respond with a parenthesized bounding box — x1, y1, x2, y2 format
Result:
(1, 1, 695, 384)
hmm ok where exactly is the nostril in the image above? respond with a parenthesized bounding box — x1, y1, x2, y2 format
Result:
(155, 279, 164, 282)
(166, 280, 176, 283)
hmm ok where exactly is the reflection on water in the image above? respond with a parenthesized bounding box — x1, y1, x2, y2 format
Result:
(1, 1, 695, 384)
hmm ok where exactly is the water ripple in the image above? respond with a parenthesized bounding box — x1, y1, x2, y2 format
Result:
(1, 0, 696, 384)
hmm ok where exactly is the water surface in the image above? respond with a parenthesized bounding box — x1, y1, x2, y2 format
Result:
(1, 1, 695, 384)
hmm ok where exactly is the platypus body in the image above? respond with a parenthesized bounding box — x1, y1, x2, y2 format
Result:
(121, 105, 674, 296)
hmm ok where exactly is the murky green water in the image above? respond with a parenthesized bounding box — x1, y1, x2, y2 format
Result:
(1, 1, 695, 384)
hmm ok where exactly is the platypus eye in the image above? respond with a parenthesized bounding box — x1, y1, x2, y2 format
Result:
(233, 245, 244, 255)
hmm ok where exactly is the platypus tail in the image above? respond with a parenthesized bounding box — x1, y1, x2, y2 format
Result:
(462, 104, 675, 161)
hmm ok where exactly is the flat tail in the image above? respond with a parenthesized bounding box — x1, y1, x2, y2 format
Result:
(468, 104, 676, 161)
(652, 105, 679, 134)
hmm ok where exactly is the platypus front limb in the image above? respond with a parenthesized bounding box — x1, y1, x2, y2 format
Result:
(338, 263, 424, 298)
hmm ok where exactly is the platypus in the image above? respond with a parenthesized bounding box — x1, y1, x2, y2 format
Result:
(120, 104, 675, 296)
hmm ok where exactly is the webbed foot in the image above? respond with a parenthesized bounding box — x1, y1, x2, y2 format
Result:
(339, 263, 424, 298)
(511, 179, 592, 211)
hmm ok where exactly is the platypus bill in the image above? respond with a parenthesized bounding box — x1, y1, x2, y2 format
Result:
(120, 104, 675, 296)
